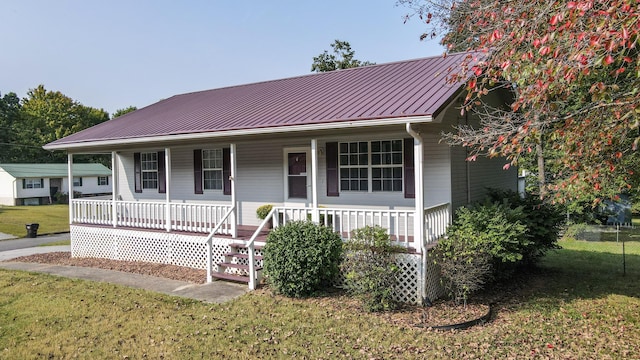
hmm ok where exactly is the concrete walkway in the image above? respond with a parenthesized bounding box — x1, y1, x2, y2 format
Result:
(0, 232, 17, 241)
(0, 242, 249, 304)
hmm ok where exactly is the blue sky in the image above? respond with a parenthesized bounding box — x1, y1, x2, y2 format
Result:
(0, 1, 443, 115)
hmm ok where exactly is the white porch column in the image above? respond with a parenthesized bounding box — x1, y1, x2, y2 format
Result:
(310, 139, 319, 222)
(165, 148, 172, 232)
(112, 151, 119, 228)
(406, 124, 425, 247)
(230, 143, 237, 238)
(67, 153, 74, 225)
(406, 123, 426, 300)
(413, 139, 424, 245)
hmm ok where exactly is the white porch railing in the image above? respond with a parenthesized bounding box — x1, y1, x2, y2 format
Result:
(424, 203, 451, 244)
(266, 204, 450, 248)
(273, 207, 415, 246)
(72, 199, 233, 235)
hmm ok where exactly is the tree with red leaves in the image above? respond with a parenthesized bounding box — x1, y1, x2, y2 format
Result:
(401, 0, 639, 204)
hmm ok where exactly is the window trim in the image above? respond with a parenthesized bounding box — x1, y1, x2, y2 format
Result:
(338, 139, 404, 193)
(97, 176, 109, 186)
(140, 152, 159, 190)
(201, 149, 224, 191)
(23, 178, 44, 189)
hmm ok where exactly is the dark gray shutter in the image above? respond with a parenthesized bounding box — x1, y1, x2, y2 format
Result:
(223, 148, 231, 195)
(158, 151, 166, 194)
(134, 152, 142, 193)
(194, 149, 203, 194)
(326, 142, 339, 197)
(22, 179, 26, 189)
(404, 138, 415, 199)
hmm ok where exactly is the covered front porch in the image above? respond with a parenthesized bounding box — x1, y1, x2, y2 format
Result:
(63, 127, 453, 303)
(69, 200, 450, 304)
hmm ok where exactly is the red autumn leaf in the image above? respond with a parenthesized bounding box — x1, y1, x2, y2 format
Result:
(604, 55, 614, 65)
(539, 46, 550, 56)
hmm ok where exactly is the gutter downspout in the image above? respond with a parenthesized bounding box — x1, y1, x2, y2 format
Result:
(406, 123, 426, 302)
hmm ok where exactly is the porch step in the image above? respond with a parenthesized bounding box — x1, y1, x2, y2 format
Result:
(229, 242, 265, 250)
(211, 272, 250, 283)
(224, 253, 263, 261)
(218, 262, 263, 271)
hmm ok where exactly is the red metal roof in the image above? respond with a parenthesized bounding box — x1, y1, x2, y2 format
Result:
(46, 52, 480, 149)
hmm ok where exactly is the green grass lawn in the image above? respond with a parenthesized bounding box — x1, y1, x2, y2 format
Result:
(0, 238, 638, 358)
(0, 205, 69, 237)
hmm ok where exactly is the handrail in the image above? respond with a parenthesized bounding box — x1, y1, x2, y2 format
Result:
(424, 202, 450, 211)
(204, 206, 236, 283)
(246, 206, 277, 290)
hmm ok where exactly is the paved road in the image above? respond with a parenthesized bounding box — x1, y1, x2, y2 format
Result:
(0, 232, 70, 252)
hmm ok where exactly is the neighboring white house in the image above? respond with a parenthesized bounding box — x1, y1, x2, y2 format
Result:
(43, 52, 517, 303)
(0, 163, 112, 206)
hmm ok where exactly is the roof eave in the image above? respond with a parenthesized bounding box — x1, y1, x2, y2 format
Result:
(44, 115, 434, 151)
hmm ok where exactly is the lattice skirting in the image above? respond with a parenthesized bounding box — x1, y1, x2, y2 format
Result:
(70, 225, 442, 304)
(423, 251, 445, 302)
(334, 252, 443, 305)
(71, 225, 235, 271)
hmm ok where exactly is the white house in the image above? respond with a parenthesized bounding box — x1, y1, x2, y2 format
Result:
(0, 163, 112, 206)
(43, 52, 517, 303)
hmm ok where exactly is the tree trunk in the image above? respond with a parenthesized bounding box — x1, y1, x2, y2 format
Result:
(536, 142, 546, 200)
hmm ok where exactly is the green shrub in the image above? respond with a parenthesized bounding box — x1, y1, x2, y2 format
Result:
(432, 230, 493, 306)
(263, 221, 342, 298)
(341, 225, 405, 312)
(256, 204, 273, 220)
(486, 188, 564, 264)
(450, 203, 529, 264)
(438, 203, 529, 291)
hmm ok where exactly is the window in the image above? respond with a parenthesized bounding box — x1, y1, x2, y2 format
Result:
(339, 140, 403, 192)
(141, 152, 158, 189)
(24, 179, 44, 189)
(202, 149, 223, 190)
(98, 176, 109, 186)
(371, 140, 403, 192)
(339, 142, 369, 191)
(73, 177, 83, 187)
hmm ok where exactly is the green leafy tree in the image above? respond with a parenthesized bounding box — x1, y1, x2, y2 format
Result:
(401, 0, 640, 204)
(311, 40, 375, 72)
(0, 92, 23, 162)
(18, 85, 110, 163)
(112, 106, 137, 118)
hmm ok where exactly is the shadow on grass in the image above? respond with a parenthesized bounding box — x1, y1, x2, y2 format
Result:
(480, 247, 639, 315)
